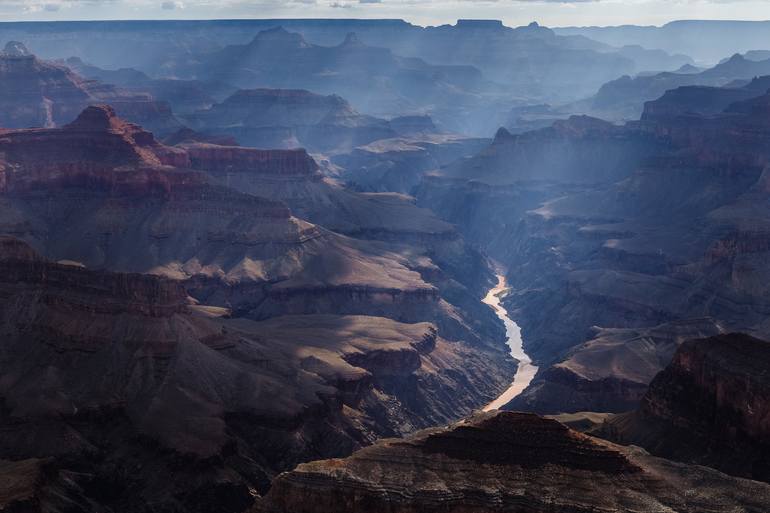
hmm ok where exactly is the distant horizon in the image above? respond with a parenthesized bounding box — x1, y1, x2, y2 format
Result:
(2, 0, 770, 28)
(1, 16, 770, 31)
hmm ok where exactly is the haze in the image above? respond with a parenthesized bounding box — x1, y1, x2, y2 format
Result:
(6, 0, 770, 27)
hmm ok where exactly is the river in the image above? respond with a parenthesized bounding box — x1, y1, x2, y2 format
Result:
(482, 274, 539, 411)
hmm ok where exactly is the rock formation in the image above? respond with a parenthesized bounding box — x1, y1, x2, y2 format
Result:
(255, 411, 770, 513)
(508, 318, 724, 413)
(417, 80, 770, 414)
(0, 233, 513, 512)
(188, 27, 506, 133)
(599, 333, 770, 483)
(588, 53, 770, 121)
(190, 88, 396, 152)
(0, 41, 182, 135)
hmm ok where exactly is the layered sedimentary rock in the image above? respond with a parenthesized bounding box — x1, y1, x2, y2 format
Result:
(179, 141, 503, 350)
(0, 41, 182, 135)
(255, 410, 770, 513)
(190, 88, 396, 152)
(181, 142, 451, 239)
(417, 83, 770, 414)
(0, 107, 509, 370)
(64, 56, 234, 114)
(440, 116, 662, 185)
(333, 133, 489, 194)
(187, 27, 508, 134)
(0, 235, 513, 512)
(600, 333, 770, 483)
(509, 318, 724, 413)
(588, 53, 770, 120)
(0, 105, 514, 446)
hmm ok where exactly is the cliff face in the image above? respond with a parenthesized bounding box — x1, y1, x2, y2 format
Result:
(0, 109, 507, 371)
(601, 333, 770, 482)
(0, 235, 188, 317)
(588, 53, 770, 121)
(179, 140, 502, 349)
(184, 143, 320, 177)
(0, 41, 91, 128)
(508, 318, 725, 413)
(439, 116, 663, 186)
(189, 88, 396, 152)
(417, 81, 770, 414)
(256, 411, 770, 513)
(0, 42, 182, 135)
(0, 237, 514, 513)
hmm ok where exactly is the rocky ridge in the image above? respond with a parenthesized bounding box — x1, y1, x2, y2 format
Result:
(255, 410, 770, 513)
(0, 41, 182, 135)
(190, 88, 396, 153)
(599, 333, 770, 483)
(417, 80, 770, 414)
(0, 234, 513, 512)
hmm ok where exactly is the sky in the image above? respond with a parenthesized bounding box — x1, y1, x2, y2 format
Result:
(1, 0, 770, 28)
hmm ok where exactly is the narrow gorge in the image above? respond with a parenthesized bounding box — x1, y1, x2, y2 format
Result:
(482, 273, 539, 411)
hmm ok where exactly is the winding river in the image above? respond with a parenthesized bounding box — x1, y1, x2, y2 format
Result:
(483, 274, 539, 411)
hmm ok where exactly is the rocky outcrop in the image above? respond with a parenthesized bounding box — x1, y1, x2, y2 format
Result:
(256, 410, 770, 513)
(589, 53, 770, 121)
(64, 56, 231, 115)
(600, 333, 770, 482)
(417, 81, 770, 414)
(0, 236, 514, 512)
(0, 236, 188, 317)
(0, 42, 182, 134)
(507, 318, 725, 413)
(0, 108, 507, 374)
(437, 115, 662, 185)
(189, 88, 396, 152)
(183, 143, 320, 177)
(334, 134, 489, 194)
(189, 28, 501, 134)
(0, 105, 195, 195)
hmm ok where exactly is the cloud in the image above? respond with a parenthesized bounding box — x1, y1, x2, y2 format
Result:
(161, 0, 183, 9)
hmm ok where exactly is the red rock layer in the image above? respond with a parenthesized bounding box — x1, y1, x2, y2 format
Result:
(0, 236, 188, 317)
(602, 333, 770, 482)
(183, 143, 319, 177)
(256, 410, 770, 513)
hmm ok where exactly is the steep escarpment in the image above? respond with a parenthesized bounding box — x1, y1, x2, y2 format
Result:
(0, 107, 516, 477)
(0, 237, 513, 512)
(0, 235, 188, 318)
(188, 27, 503, 134)
(0, 109, 512, 379)
(0, 108, 421, 312)
(0, 41, 183, 135)
(190, 88, 396, 152)
(508, 318, 724, 413)
(417, 84, 770, 414)
(599, 333, 770, 483)
(181, 142, 453, 240)
(588, 53, 770, 121)
(0, 41, 92, 128)
(180, 141, 502, 350)
(333, 134, 489, 194)
(255, 410, 770, 513)
(440, 116, 662, 185)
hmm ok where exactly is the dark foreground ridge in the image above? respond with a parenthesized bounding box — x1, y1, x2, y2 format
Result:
(600, 333, 770, 483)
(256, 410, 770, 513)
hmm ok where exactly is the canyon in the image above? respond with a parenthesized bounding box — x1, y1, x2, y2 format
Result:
(1, 15, 770, 513)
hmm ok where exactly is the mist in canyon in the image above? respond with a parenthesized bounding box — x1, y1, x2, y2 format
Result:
(1, 8, 770, 513)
